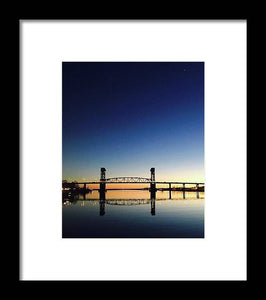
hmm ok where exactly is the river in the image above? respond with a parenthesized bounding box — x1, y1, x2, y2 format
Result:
(62, 190, 204, 238)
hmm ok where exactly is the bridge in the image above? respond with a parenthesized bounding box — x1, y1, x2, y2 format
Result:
(106, 177, 151, 183)
(64, 168, 204, 196)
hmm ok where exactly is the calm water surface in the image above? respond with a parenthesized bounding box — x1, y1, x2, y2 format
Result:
(62, 190, 204, 238)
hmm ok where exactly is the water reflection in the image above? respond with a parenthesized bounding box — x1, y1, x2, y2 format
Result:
(63, 189, 203, 216)
(96, 190, 157, 216)
(99, 190, 106, 216)
(100, 199, 105, 216)
(98, 192, 157, 216)
(62, 190, 205, 238)
(150, 190, 156, 215)
(151, 198, 156, 216)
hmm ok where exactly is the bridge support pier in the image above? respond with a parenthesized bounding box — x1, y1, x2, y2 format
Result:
(150, 187, 156, 215)
(196, 183, 199, 198)
(169, 183, 171, 199)
(150, 188, 156, 200)
(183, 183, 186, 199)
(182, 183, 186, 199)
(100, 167, 106, 192)
(100, 183, 106, 192)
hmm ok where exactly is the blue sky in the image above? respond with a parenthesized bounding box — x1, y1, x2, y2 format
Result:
(63, 62, 204, 181)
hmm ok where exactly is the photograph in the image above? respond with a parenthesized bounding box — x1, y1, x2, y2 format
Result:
(20, 19, 247, 280)
(62, 62, 205, 238)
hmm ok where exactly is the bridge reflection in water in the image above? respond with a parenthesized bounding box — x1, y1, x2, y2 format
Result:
(63, 189, 201, 216)
(98, 189, 157, 216)
(63, 167, 203, 216)
(99, 190, 106, 216)
(98, 190, 201, 216)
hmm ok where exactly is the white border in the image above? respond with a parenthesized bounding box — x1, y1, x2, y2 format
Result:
(20, 20, 246, 280)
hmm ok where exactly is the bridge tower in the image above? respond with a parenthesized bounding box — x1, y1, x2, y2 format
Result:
(100, 168, 106, 192)
(150, 168, 156, 191)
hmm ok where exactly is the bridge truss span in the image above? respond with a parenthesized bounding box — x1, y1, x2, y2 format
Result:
(105, 177, 151, 183)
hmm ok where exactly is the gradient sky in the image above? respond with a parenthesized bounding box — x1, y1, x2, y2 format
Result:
(63, 62, 204, 182)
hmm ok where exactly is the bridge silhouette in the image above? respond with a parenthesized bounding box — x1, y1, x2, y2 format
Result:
(63, 168, 204, 202)
(63, 168, 205, 216)
(71, 167, 204, 192)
